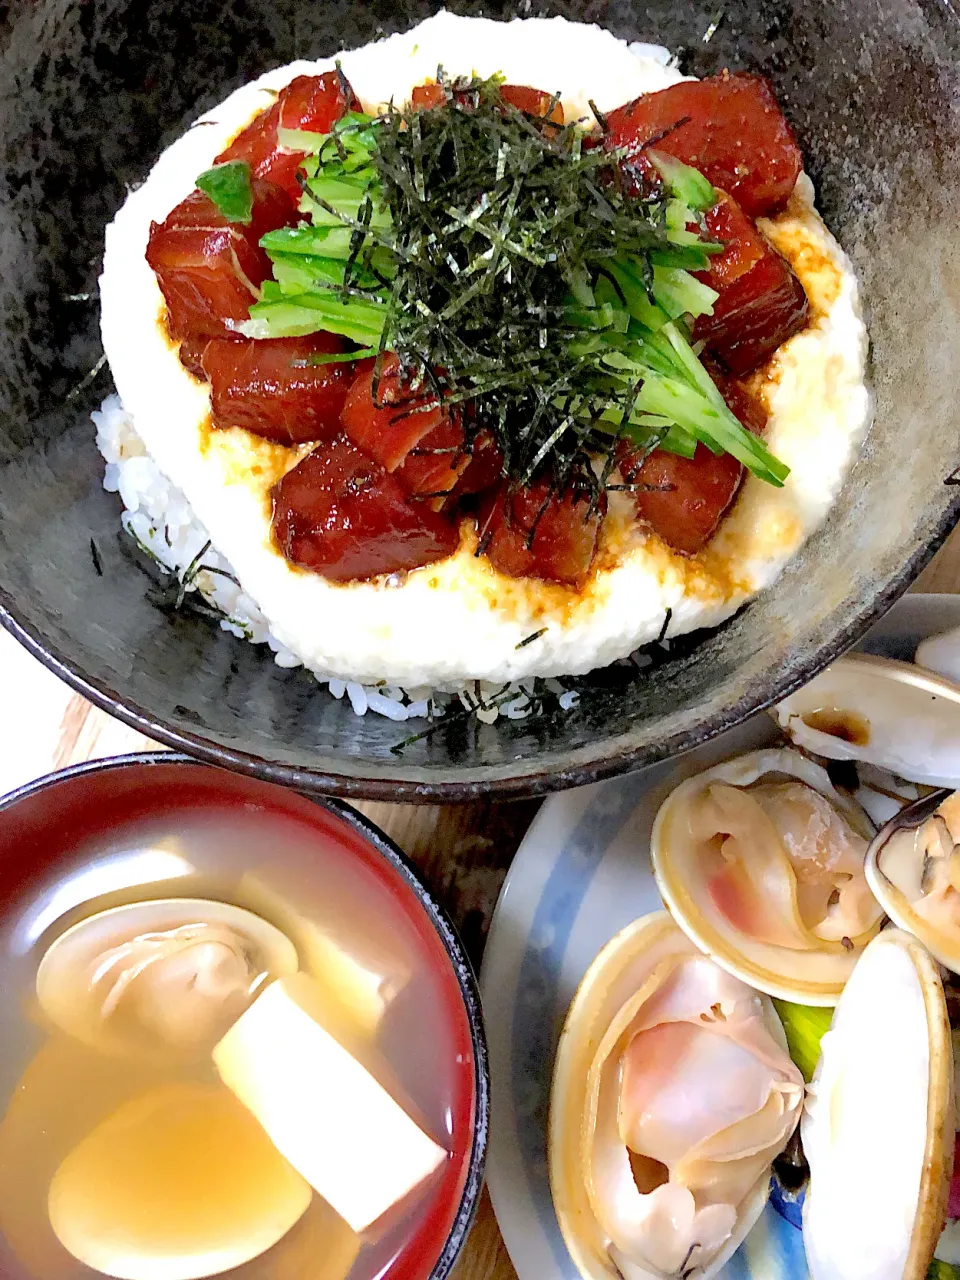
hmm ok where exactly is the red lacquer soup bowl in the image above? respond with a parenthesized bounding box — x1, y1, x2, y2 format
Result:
(0, 753, 488, 1280)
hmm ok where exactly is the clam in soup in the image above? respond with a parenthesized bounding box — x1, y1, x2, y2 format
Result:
(0, 782, 476, 1280)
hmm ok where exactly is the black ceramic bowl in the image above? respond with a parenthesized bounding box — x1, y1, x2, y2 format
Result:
(0, 1, 958, 800)
(0, 753, 489, 1278)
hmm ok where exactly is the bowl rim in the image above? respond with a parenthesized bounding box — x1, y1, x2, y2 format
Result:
(0, 750, 490, 1279)
(2, 497, 957, 801)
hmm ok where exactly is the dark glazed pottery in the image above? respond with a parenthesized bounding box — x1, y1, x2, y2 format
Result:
(0, 0, 958, 800)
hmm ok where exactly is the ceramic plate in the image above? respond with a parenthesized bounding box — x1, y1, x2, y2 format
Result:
(480, 592, 960, 1280)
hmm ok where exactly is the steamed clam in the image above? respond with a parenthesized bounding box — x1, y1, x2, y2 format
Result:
(917, 624, 960, 685)
(802, 928, 954, 1280)
(865, 789, 960, 974)
(549, 913, 803, 1280)
(850, 762, 921, 829)
(651, 750, 883, 1004)
(774, 654, 960, 787)
(36, 898, 299, 1058)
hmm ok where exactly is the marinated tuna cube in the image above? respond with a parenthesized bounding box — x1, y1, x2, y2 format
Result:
(156, 182, 296, 243)
(217, 72, 360, 200)
(340, 354, 450, 472)
(177, 335, 213, 380)
(696, 192, 768, 287)
(147, 182, 297, 340)
(147, 225, 265, 339)
(603, 72, 802, 218)
(216, 103, 279, 177)
(202, 334, 354, 445)
(411, 82, 447, 110)
(499, 84, 564, 123)
(477, 476, 606, 588)
(705, 360, 769, 438)
(412, 81, 563, 124)
(342, 354, 472, 504)
(396, 416, 472, 508)
(616, 442, 743, 556)
(277, 72, 362, 133)
(271, 436, 460, 581)
(616, 365, 764, 555)
(446, 429, 504, 502)
(693, 192, 809, 374)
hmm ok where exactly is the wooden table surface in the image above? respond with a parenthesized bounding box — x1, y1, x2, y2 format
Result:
(2, 528, 958, 1280)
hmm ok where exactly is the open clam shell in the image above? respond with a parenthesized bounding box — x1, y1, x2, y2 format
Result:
(865, 789, 960, 973)
(802, 928, 954, 1280)
(651, 749, 883, 1005)
(916, 625, 960, 685)
(774, 654, 960, 787)
(549, 912, 803, 1280)
(36, 898, 299, 1059)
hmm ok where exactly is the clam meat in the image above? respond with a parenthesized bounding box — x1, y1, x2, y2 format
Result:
(550, 913, 803, 1280)
(866, 790, 960, 974)
(774, 654, 960, 787)
(36, 898, 299, 1058)
(651, 750, 882, 1004)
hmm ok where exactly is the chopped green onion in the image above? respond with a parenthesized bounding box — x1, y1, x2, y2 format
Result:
(195, 160, 253, 224)
(275, 127, 332, 154)
(659, 424, 700, 457)
(648, 149, 717, 212)
(241, 293, 387, 345)
(650, 265, 718, 321)
(307, 346, 378, 365)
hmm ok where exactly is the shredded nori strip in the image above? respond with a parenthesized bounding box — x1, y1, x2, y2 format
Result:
(371, 78, 682, 490)
(89, 537, 104, 577)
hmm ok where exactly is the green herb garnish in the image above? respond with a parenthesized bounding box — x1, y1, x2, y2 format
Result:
(306, 346, 378, 365)
(196, 160, 254, 224)
(240, 78, 788, 490)
(928, 1263, 960, 1280)
(648, 149, 717, 212)
(773, 998, 833, 1082)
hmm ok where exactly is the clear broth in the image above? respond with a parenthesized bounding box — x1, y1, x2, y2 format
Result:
(0, 799, 475, 1280)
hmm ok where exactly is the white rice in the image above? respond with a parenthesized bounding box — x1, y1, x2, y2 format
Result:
(95, 392, 563, 723)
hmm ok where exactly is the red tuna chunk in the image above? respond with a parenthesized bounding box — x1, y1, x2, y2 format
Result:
(694, 192, 808, 374)
(340, 354, 476, 504)
(603, 72, 802, 218)
(498, 84, 564, 123)
(147, 182, 297, 340)
(271, 436, 460, 581)
(446, 429, 504, 502)
(341, 354, 449, 471)
(396, 415, 472, 507)
(202, 334, 354, 445)
(217, 72, 361, 200)
(477, 476, 606, 588)
(617, 443, 744, 556)
(616, 368, 766, 555)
